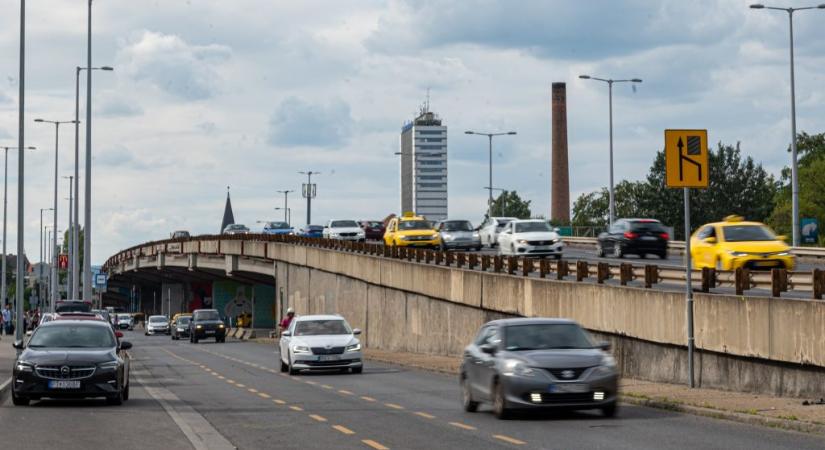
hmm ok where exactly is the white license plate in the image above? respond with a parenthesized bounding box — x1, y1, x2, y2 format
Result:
(319, 355, 340, 362)
(641, 236, 657, 241)
(548, 383, 588, 394)
(205, 330, 215, 335)
(535, 246, 551, 250)
(48, 380, 81, 389)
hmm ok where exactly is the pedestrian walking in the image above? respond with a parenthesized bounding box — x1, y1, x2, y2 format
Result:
(2, 303, 13, 336)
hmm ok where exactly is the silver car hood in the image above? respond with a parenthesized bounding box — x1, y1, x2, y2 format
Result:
(507, 348, 604, 368)
(292, 335, 357, 347)
(328, 227, 362, 234)
(511, 231, 560, 241)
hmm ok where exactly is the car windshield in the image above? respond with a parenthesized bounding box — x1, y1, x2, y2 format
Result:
(194, 311, 220, 321)
(442, 221, 473, 231)
(117, 314, 130, 320)
(28, 324, 115, 348)
(294, 320, 351, 336)
(268, 222, 290, 229)
(177, 317, 191, 325)
(495, 219, 513, 229)
(308, 225, 323, 231)
(722, 225, 776, 242)
(56, 302, 92, 313)
(331, 220, 359, 228)
(514, 222, 552, 233)
(503, 323, 595, 351)
(367, 221, 383, 228)
(149, 316, 167, 323)
(398, 220, 432, 230)
(630, 220, 665, 232)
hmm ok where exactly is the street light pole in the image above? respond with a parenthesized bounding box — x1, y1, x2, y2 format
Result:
(464, 130, 517, 216)
(15, 0, 27, 345)
(276, 190, 294, 225)
(39, 208, 52, 309)
(578, 75, 642, 227)
(83, 0, 94, 303)
(1, 146, 34, 310)
(73, 65, 112, 300)
(35, 119, 78, 307)
(299, 171, 319, 225)
(63, 176, 73, 297)
(749, 4, 825, 246)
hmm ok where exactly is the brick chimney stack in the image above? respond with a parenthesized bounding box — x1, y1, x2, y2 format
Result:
(551, 82, 570, 223)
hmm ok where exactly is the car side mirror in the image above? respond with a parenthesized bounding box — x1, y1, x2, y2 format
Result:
(115, 331, 124, 339)
(480, 343, 496, 355)
(599, 341, 611, 351)
(120, 341, 133, 350)
(12, 340, 25, 350)
(704, 237, 717, 244)
(352, 328, 362, 335)
(281, 330, 291, 337)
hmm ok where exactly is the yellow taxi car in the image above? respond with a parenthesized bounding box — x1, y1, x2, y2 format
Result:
(690, 215, 795, 270)
(383, 212, 441, 248)
(171, 312, 192, 327)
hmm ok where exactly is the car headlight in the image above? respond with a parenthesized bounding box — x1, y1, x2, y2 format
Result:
(196, 325, 203, 329)
(218, 324, 225, 328)
(346, 343, 361, 352)
(399, 235, 409, 240)
(727, 250, 748, 257)
(601, 354, 616, 369)
(776, 252, 791, 256)
(551, 238, 560, 244)
(472, 232, 480, 238)
(430, 234, 439, 240)
(98, 361, 119, 371)
(293, 345, 311, 354)
(591, 354, 617, 378)
(15, 361, 33, 373)
(502, 359, 535, 377)
(517, 239, 529, 244)
(441, 233, 453, 241)
(177, 327, 185, 332)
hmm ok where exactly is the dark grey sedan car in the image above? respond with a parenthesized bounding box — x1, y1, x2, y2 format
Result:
(460, 318, 618, 419)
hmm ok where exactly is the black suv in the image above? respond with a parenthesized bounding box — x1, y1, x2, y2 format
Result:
(189, 309, 226, 343)
(597, 218, 669, 259)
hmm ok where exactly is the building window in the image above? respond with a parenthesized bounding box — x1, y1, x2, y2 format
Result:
(418, 183, 446, 188)
(419, 175, 445, 180)
(417, 130, 443, 135)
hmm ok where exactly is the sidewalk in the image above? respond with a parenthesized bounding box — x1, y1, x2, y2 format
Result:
(361, 348, 825, 435)
(0, 337, 15, 402)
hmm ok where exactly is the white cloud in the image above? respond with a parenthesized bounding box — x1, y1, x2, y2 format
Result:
(267, 97, 354, 148)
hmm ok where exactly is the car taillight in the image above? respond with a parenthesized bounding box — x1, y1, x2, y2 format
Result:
(660, 232, 669, 240)
(624, 232, 638, 239)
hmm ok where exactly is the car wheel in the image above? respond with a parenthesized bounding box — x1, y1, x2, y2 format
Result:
(658, 251, 667, 260)
(351, 366, 363, 374)
(106, 390, 124, 406)
(288, 353, 299, 375)
(596, 242, 605, 257)
(280, 358, 289, 373)
(601, 401, 618, 418)
(461, 375, 479, 413)
(613, 243, 624, 259)
(492, 380, 511, 420)
(475, 246, 482, 252)
(640, 253, 647, 259)
(11, 390, 29, 406)
(123, 382, 130, 401)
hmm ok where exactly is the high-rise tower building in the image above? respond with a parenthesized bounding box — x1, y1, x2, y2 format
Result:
(399, 108, 448, 221)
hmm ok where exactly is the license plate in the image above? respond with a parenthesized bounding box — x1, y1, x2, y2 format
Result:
(319, 355, 340, 362)
(755, 261, 777, 267)
(48, 380, 81, 389)
(548, 383, 588, 393)
(205, 330, 215, 335)
(534, 246, 551, 250)
(641, 236, 657, 241)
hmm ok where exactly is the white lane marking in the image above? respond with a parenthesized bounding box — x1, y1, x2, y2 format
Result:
(133, 361, 235, 450)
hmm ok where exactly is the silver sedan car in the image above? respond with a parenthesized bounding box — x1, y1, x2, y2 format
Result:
(436, 220, 482, 251)
(461, 318, 619, 419)
(279, 314, 363, 374)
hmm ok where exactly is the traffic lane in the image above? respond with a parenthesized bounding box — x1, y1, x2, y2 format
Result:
(0, 365, 193, 450)
(131, 333, 372, 450)
(170, 339, 520, 450)
(193, 339, 825, 450)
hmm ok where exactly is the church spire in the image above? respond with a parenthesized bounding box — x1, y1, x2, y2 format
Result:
(221, 186, 235, 233)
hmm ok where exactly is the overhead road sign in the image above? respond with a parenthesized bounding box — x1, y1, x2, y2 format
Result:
(665, 129, 708, 188)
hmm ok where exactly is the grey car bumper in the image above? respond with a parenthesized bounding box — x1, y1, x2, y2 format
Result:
(502, 372, 618, 410)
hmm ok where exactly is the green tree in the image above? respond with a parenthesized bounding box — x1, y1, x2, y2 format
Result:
(490, 190, 531, 218)
(572, 180, 652, 227)
(769, 132, 825, 243)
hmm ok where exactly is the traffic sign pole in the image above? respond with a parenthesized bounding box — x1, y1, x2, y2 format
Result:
(684, 187, 694, 388)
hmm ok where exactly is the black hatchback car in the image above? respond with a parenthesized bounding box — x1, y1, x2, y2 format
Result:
(12, 320, 132, 406)
(189, 309, 226, 343)
(596, 218, 669, 259)
(460, 318, 618, 419)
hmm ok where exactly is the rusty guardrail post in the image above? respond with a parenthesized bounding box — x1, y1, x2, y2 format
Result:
(445, 251, 455, 266)
(434, 251, 444, 265)
(506, 256, 516, 275)
(597, 262, 609, 284)
(771, 268, 786, 298)
(539, 259, 549, 278)
(456, 252, 466, 268)
(468, 253, 478, 269)
(556, 259, 568, 280)
(493, 256, 503, 273)
(522, 258, 532, 276)
(700, 268, 716, 292)
(576, 261, 588, 282)
(481, 255, 490, 271)
(814, 269, 824, 300)
(414, 249, 422, 263)
(619, 263, 632, 285)
(644, 265, 657, 288)
(424, 250, 433, 264)
(735, 268, 750, 295)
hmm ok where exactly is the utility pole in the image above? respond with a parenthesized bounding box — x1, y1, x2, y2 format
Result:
(299, 171, 319, 225)
(15, 0, 27, 346)
(63, 176, 73, 298)
(276, 190, 293, 224)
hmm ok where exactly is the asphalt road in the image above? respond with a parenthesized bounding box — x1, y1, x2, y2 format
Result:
(4, 332, 824, 449)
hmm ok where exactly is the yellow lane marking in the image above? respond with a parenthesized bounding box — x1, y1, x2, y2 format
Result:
(226, 380, 236, 385)
(273, 399, 286, 405)
(449, 422, 476, 431)
(217, 376, 225, 380)
(384, 403, 404, 410)
(493, 435, 526, 445)
(321, 384, 333, 390)
(339, 390, 354, 395)
(236, 384, 246, 388)
(289, 406, 304, 411)
(414, 412, 436, 419)
(309, 414, 327, 422)
(304, 381, 318, 385)
(258, 393, 271, 399)
(268, 369, 278, 374)
(362, 440, 389, 450)
(361, 396, 377, 402)
(332, 425, 355, 435)
(248, 388, 259, 393)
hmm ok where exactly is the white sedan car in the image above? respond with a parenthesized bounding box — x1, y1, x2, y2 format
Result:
(322, 220, 366, 242)
(279, 314, 363, 375)
(478, 216, 517, 248)
(497, 219, 564, 258)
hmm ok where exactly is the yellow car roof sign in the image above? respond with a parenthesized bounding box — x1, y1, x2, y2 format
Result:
(724, 215, 744, 222)
(402, 211, 416, 218)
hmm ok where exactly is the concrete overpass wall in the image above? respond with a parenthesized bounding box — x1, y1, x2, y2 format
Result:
(108, 239, 825, 397)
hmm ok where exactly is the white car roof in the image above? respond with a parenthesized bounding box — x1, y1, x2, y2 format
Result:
(512, 219, 548, 223)
(295, 314, 345, 322)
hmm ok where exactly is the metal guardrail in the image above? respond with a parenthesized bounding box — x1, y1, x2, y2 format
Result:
(561, 237, 825, 259)
(104, 233, 825, 300)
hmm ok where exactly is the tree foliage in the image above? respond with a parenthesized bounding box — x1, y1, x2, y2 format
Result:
(490, 190, 531, 219)
(769, 132, 825, 243)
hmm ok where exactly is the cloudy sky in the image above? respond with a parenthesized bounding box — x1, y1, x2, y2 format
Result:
(0, 0, 823, 263)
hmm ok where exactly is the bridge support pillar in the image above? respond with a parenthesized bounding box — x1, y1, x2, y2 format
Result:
(156, 253, 165, 270)
(188, 253, 198, 271)
(225, 254, 238, 276)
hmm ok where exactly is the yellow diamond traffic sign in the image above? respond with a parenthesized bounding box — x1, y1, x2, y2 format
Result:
(665, 129, 708, 189)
